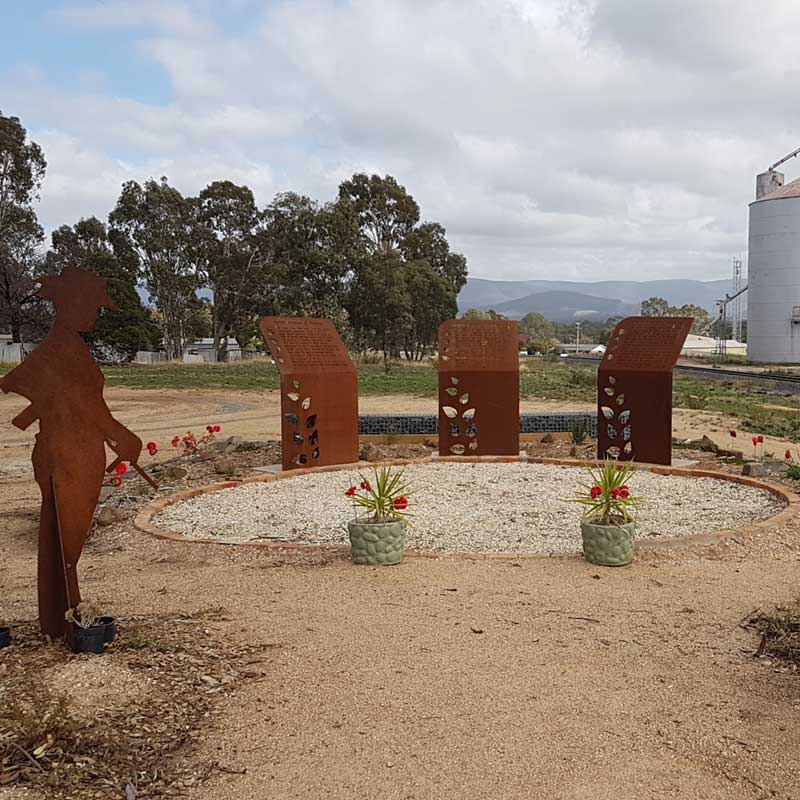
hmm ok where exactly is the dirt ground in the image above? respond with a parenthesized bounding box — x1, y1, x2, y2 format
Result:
(2, 388, 800, 799)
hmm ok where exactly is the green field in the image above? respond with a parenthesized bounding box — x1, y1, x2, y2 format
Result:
(4, 359, 800, 441)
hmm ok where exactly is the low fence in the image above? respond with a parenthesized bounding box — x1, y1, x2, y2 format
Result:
(358, 412, 597, 438)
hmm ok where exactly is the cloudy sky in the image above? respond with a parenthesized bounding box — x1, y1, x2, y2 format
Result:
(3, 0, 800, 282)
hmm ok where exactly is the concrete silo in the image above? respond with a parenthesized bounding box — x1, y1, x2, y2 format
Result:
(747, 163, 800, 363)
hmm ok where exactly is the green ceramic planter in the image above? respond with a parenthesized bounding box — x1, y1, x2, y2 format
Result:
(348, 520, 406, 566)
(580, 520, 635, 566)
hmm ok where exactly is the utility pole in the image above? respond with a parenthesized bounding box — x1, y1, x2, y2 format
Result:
(575, 322, 582, 352)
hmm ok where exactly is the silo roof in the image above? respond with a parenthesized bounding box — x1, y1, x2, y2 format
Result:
(752, 176, 800, 203)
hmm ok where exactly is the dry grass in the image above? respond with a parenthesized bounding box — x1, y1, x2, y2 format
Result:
(749, 600, 800, 664)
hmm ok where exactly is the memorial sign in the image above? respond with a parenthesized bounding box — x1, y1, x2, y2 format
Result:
(597, 316, 692, 465)
(260, 317, 359, 470)
(438, 319, 520, 456)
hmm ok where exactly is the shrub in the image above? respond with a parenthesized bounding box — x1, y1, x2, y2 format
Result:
(345, 467, 413, 523)
(574, 461, 638, 525)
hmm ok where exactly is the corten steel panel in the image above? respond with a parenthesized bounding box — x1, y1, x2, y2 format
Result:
(0, 267, 148, 638)
(260, 317, 359, 471)
(438, 319, 520, 456)
(597, 316, 692, 466)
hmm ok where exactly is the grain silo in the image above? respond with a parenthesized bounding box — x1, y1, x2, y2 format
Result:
(747, 152, 800, 363)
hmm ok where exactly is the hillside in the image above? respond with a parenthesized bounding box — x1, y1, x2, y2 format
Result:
(458, 277, 731, 319)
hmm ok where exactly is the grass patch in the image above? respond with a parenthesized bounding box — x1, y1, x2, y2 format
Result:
(749, 601, 800, 664)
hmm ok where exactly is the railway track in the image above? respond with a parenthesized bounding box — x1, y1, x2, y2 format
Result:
(563, 356, 800, 392)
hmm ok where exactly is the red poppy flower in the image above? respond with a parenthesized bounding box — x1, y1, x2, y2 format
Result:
(171, 436, 180, 447)
(393, 496, 409, 510)
(110, 476, 122, 488)
(729, 430, 737, 438)
(214, 425, 221, 432)
(146, 441, 157, 453)
(114, 462, 128, 475)
(786, 450, 792, 460)
(206, 425, 214, 433)
(752, 437, 758, 446)
(757, 435, 764, 443)
(590, 486, 602, 499)
(619, 488, 630, 499)
(345, 487, 356, 497)
(360, 481, 371, 491)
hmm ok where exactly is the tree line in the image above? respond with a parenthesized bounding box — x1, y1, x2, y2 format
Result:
(0, 112, 467, 363)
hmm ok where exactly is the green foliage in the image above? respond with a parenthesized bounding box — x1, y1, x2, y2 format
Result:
(570, 418, 589, 445)
(518, 311, 556, 353)
(640, 296, 711, 334)
(786, 463, 800, 481)
(461, 308, 506, 320)
(345, 466, 413, 523)
(574, 461, 638, 525)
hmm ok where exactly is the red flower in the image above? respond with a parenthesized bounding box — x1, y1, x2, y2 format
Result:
(360, 481, 371, 491)
(729, 430, 737, 438)
(757, 435, 764, 443)
(752, 437, 758, 446)
(110, 476, 122, 488)
(590, 486, 602, 499)
(171, 436, 180, 447)
(393, 496, 409, 511)
(213, 425, 221, 432)
(146, 441, 157, 455)
(786, 450, 792, 461)
(610, 488, 620, 499)
(619, 487, 630, 499)
(114, 462, 128, 475)
(345, 487, 356, 497)
(206, 425, 214, 433)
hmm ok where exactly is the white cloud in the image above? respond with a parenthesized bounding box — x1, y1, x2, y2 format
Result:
(12, 0, 800, 279)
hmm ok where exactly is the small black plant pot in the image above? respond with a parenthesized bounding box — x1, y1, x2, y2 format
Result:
(0, 627, 10, 649)
(69, 622, 107, 654)
(97, 616, 116, 643)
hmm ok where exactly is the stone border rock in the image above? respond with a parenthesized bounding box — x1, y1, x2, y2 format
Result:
(134, 455, 800, 561)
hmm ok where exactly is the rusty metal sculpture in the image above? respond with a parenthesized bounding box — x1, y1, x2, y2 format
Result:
(597, 316, 692, 466)
(438, 319, 520, 456)
(0, 267, 149, 638)
(260, 317, 359, 471)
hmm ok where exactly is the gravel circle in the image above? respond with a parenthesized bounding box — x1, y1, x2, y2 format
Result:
(154, 462, 786, 555)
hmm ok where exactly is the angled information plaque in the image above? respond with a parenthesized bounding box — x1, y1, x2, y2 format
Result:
(597, 316, 692, 466)
(438, 319, 520, 457)
(260, 317, 359, 471)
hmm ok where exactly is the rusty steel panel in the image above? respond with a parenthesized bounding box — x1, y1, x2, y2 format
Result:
(597, 316, 692, 466)
(438, 319, 520, 456)
(0, 267, 148, 638)
(260, 317, 359, 471)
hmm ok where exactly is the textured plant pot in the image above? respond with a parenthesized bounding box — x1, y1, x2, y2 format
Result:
(580, 520, 635, 566)
(0, 627, 10, 649)
(348, 520, 406, 566)
(69, 623, 107, 654)
(97, 616, 116, 643)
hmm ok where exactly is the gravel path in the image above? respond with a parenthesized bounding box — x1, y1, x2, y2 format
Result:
(155, 463, 785, 554)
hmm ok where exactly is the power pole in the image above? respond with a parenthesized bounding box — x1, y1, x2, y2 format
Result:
(575, 322, 582, 352)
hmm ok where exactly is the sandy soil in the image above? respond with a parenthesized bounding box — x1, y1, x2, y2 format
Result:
(2, 388, 800, 799)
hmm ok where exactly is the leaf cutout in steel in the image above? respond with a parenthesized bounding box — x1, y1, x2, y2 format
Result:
(608, 376, 616, 385)
(623, 442, 632, 454)
(459, 393, 469, 405)
(619, 410, 630, 424)
(305, 414, 317, 429)
(446, 387, 458, 396)
(292, 432, 303, 445)
(450, 444, 465, 455)
(607, 424, 617, 439)
(466, 430, 476, 438)
(606, 446, 621, 458)
(604, 387, 615, 396)
(451, 377, 459, 385)
(287, 392, 300, 402)
(622, 426, 631, 441)
(310, 429, 319, 445)
(301, 397, 311, 410)
(601, 406, 614, 419)
(462, 408, 475, 420)
(617, 394, 625, 405)
(311, 447, 320, 460)
(607, 354, 614, 360)
(443, 406, 458, 419)
(441, 355, 450, 361)
(292, 453, 308, 465)
(277, 357, 286, 364)
(292, 380, 300, 389)
(285, 413, 298, 425)
(468, 440, 478, 450)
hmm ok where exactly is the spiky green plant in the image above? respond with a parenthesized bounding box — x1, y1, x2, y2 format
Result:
(574, 461, 638, 525)
(345, 466, 413, 523)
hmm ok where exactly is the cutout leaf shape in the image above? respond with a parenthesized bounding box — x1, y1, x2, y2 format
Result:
(619, 410, 630, 424)
(301, 397, 311, 410)
(287, 392, 300, 402)
(459, 393, 470, 404)
(446, 387, 458, 396)
(601, 406, 614, 419)
(604, 387, 615, 396)
(443, 406, 458, 419)
(606, 446, 621, 458)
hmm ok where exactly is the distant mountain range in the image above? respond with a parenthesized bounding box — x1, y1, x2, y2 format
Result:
(457, 278, 732, 322)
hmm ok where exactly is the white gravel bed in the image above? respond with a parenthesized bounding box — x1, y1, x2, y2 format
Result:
(154, 462, 785, 555)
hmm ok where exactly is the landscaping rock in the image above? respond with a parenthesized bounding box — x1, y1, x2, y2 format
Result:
(359, 442, 388, 462)
(214, 458, 237, 476)
(423, 437, 438, 449)
(698, 435, 719, 454)
(741, 462, 767, 478)
(540, 433, 555, 444)
(96, 506, 125, 526)
(165, 465, 189, 480)
(763, 459, 790, 476)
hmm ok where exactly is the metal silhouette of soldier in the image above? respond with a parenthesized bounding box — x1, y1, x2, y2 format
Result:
(0, 267, 147, 637)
